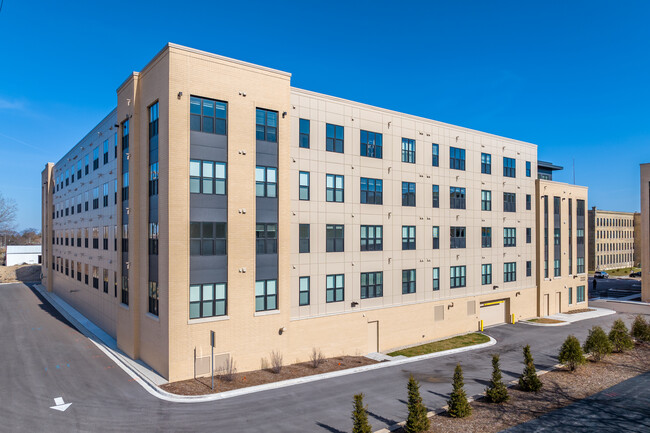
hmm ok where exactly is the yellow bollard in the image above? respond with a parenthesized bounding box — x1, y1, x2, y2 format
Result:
(480, 320, 484, 332)
(511, 313, 515, 324)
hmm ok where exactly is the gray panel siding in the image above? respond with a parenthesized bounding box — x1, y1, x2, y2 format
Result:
(190, 131, 228, 162)
(256, 140, 278, 167)
(256, 254, 278, 280)
(190, 195, 228, 221)
(149, 255, 158, 283)
(256, 197, 278, 223)
(190, 255, 228, 283)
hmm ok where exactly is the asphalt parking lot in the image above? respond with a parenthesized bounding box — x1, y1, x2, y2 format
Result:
(588, 276, 642, 300)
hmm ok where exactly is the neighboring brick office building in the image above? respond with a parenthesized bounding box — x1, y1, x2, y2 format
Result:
(43, 43, 580, 382)
(641, 163, 650, 302)
(588, 207, 637, 272)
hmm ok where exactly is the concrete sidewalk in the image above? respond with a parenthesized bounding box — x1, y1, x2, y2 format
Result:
(522, 307, 615, 327)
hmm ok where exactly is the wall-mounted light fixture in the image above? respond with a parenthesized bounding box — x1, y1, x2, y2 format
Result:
(282, 111, 287, 118)
(351, 301, 359, 308)
(177, 91, 183, 99)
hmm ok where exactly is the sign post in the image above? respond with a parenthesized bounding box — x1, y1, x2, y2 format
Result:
(210, 330, 215, 390)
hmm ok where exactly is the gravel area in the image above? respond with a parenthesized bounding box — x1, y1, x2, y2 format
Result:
(0, 264, 41, 283)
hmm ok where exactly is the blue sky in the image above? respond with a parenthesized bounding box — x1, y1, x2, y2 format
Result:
(1, 0, 649, 230)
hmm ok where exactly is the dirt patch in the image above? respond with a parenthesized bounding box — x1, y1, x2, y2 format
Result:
(161, 355, 378, 395)
(388, 333, 490, 357)
(528, 318, 565, 324)
(0, 264, 41, 283)
(566, 308, 595, 314)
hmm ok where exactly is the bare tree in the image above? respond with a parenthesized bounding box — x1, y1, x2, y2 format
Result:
(0, 193, 17, 245)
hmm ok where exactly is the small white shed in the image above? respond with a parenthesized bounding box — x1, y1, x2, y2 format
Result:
(5, 245, 42, 266)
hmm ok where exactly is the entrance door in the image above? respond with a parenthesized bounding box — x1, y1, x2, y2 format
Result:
(367, 321, 379, 353)
(544, 294, 550, 316)
(555, 292, 562, 314)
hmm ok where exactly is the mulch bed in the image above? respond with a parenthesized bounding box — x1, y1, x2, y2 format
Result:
(566, 308, 596, 314)
(161, 356, 378, 395)
(528, 318, 565, 324)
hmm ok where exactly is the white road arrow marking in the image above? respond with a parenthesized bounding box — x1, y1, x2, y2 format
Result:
(50, 397, 72, 412)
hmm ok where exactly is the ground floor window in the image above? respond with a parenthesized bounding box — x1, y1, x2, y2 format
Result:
(190, 283, 226, 319)
(577, 285, 585, 303)
(255, 279, 277, 311)
(299, 277, 310, 306)
(149, 281, 159, 316)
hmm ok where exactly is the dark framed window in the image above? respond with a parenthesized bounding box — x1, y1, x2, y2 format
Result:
(93, 148, 99, 170)
(450, 147, 465, 171)
(103, 183, 109, 207)
(299, 118, 310, 148)
(84, 154, 89, 175)
(504, 227, 516, 247)
(526, 194, 531, 210)
(503, 192, 516, 212)
(255, 279, 277, 311)
(450, 226, 466, 249)
(432, 226, 439, 249)
(103, 269, 109, 293)
(432, 267, 440, 291)
(326, 174, 344, 202)
(450, 187, 466, 209)
(114, 180, 117, 204)
(190, 160, 226, 195)
(361, 272, 383, 299)
(93, 187, 99, 209)
(77, 161, 82, 180)
(190, 283, 227, 319)
(92, 266, 99, 289)
(526, 161, 531, 177)
(402, 226, 416, 250)
(481, 264, 492, 285)
(190, 222, 227, 255)
(432, 144, 439, 167)
(432, 185, 439, 208)
(361, 130, 382, 158)
(401, 138, 415, 163)
(402, 269, 416, 294)
(256, 223, 278, 254)
(326, 224, 344, 252)
(504, 262, 517, 282)
(526, 228, 532, 244)
(503, 157, 516, 178)
(526, 261, 532, 277)
(103, 226, 109, 251)
(92, 227, 99, 249)
(577, 285, 585, 302)
(299, 277, 310, 306)
(103, 140, 109, 164)
(299, 171, 310, 200)
(360, 225, 383, 251)
(402, 182, 416, 206)
(554, 259, 560, 277)
(577, 257, 585, 274)
(326, 123, 344, 153)
(190, 96, 227, 135)
(120, 275, 128, 305)
(256, 108, 278, 142)
(481, 190, 491, 211)
(360, 177, 382, 204)
(324, 273, 346, 303)
(255, 166, 277, 198)
(568, 287, 573, 304)
(299, 224, 310, 253)
(450, 266, 466, 288)
(122, 172, 129, 202)
(481, 153, 491, 174)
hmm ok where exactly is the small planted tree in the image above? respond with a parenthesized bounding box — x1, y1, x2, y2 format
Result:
(485, 354, 509, 403)
(583, 326, 613, 361)
(519, 345, 543, 392)
(351, 393, 372, 433)
(609, 319, 634, 352)
(631, 315, 650, 342)
(447, 364, 472, 418)
(558, 335, 586, 371)
(404, 375, 430, 433)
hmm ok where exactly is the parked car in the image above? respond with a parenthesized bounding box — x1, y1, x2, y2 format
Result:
(630, 271, 642, 277)
(594, 271, 609, 279)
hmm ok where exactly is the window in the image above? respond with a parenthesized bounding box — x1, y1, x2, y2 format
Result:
(191, 96, 227, 135)
(432, 268, 440, 291)
(255, 166, 277, 198)
(401, 138, 415, 163)
(103, 140, 109, 164)
(577, 257, 585, 274)
(503, 192, 516, 212)
(103, 183, 109, 207)
(92, 227, 99, 249)
(431, 144, 439, 166)
(526, 228, 532, 244)
(148, 223, 159, 255)
(568, 287, 573, 304)
(326, 225, 344, 252)
(299, 171, 310, 200)
(190, 222, 227, 255)
(122, 172, 129, 201)
(299, 224, 310, 253)
(360, 178, 382, 204)
(526, 261, 532, 277)
(402, 182, 416, 206)
(92, 266, 99, 289)
(402, 226, 416, 250)
(361, 130, 382, 158)
(326, 174, 344, 202)
(121, 275, 129, 305)
(326, 123, 344, 153)
(504, 262, 517, 282)
(449, 147, 465, 170)
(432, 185, 439, 208)
(360, 225, 383, 251)
(432, 226, 439, 249)
(190, 160, 226, 195)
(503, 157, 516, 177)
(77, 161, 82, 179)
(114, 180, 117, 204)
(504, 227, 516, 247)
(577, 285, 585, 303)
(103, 226, 109, 250)
(122, 224, 128, 253)
(93, 187, 99, 209)
(256, 223, 278, 254)
(147, 281, 159, 316)
(482, 227, 492, 248)
(190, 283, 227, 319)
(299, 277, 310, 306)
(402, 269, 416, 294)
(526, 161, 531, 177)
(255, 279, 277, 311)
(299, 119, 310, 148)
(326, 274, 344, 303)
(84, 154, 89, 175)
(93, 147, 99, 170)
(450, 187, 466, 209)
(450, 266, 466, 288)
(450, 226, 466, 249)
(526, 194, 531, 210)
(361, 272, 383, 299)
(481, 190, 492, 211)
(481, 153, 491, 174)
(103, 269, 109, 293)
(482, 264, 492, 285)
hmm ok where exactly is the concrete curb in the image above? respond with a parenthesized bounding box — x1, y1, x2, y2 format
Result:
(592, 298, 650, 306)
(519, 307, 616, 328)
(520, 320, 569, 327)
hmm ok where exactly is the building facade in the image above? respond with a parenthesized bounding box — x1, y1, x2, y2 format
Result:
(5, 245, 42, 266)
(42, 43, 585, 382)
(641, 163, 650, 302)
(588, 207, 637, 271)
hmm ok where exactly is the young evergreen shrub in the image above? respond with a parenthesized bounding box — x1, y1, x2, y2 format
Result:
(519, 345, 543, 392)
(631, 315, 650, 342)
(447, 364, 472, 418)
(351, 393, 372, 433)
(558, 335, 586, 371)
(583, 326, 613, 361)
(404, 375, 430, 433)
(485, 354, 509, 403)
(609, 319, 634, 352)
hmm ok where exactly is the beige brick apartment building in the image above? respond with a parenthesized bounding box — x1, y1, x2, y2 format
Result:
(42, 43, 588, 382)
(588, 207, 638, 272)
(641, 164, 650, 302)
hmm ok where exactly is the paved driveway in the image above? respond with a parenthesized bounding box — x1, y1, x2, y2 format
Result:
(1, 283, 648, 433)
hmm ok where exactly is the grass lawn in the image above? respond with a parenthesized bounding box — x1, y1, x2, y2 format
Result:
(387, 333, 490, 357)
(528, 318, 565, 324)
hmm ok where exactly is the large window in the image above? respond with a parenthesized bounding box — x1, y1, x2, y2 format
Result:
(401, 138, 416, 163)
(504, 262, 517, 282)
(482, 264, 492, 285)
(360, 178, 382, 204)
(526, 194, 531, 210)
(326, 274, 344, 303)
(256, 108, 278, 142)
(526, 261, 532, 277)
(190, 160, 226, 195)
(503, 192, 516, 212)
(299, 119, 310, 148)
(482, 227, 492, 248)
(361, 272, 383, 299)
(504, 227, 516, 247)
(402, 182, 416, 206)
(93, 147, 99, 170)
(299, 171, 310, 200)
(450, 147, 465, 171)
(256, 224, 278, 254)
(326, 123, 344, 153)
(481, 190, 492, 211)
(103, 183, 109, 207)
(189, 283, 227, 319)
(481, 153, 491, 174)
(432, 185, 439, 208)
(190, 222, 227, 255)
(432, 226, 439, 249)
(526, 227, 532, 244)
(577, 257, 585, 273)
(326, 224, 344, 252)
(450, 266, 466, 288)
(256, 166, 277, 197)
(255, 279, 277, 311)
(299, 224, 310, 253)
(299, 277, 310, 306)
(450, 187, 466, 209)
(402, 269, 416, 294)
(526, 161, 531, 177)
(92, 227, 99, 249)
(577, 285, 585, 303)
(148, 281, 159, 316)
(568, 287, 573, 305)
(191, 97, 227, 135)
(450, 226, 466, 249)
(326, 174, 344, 202)
(360, 225, 383, 251)
(402, 226, 416, 250)
(432, 144, 439, 166)
(103, 140, 109, 164)
(103, 226, 110, 251)
(361, 130, 382, 158)
(503, 157, 516, 178)
(432, 268, 440, 291)
(93, 187, 99, 209)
